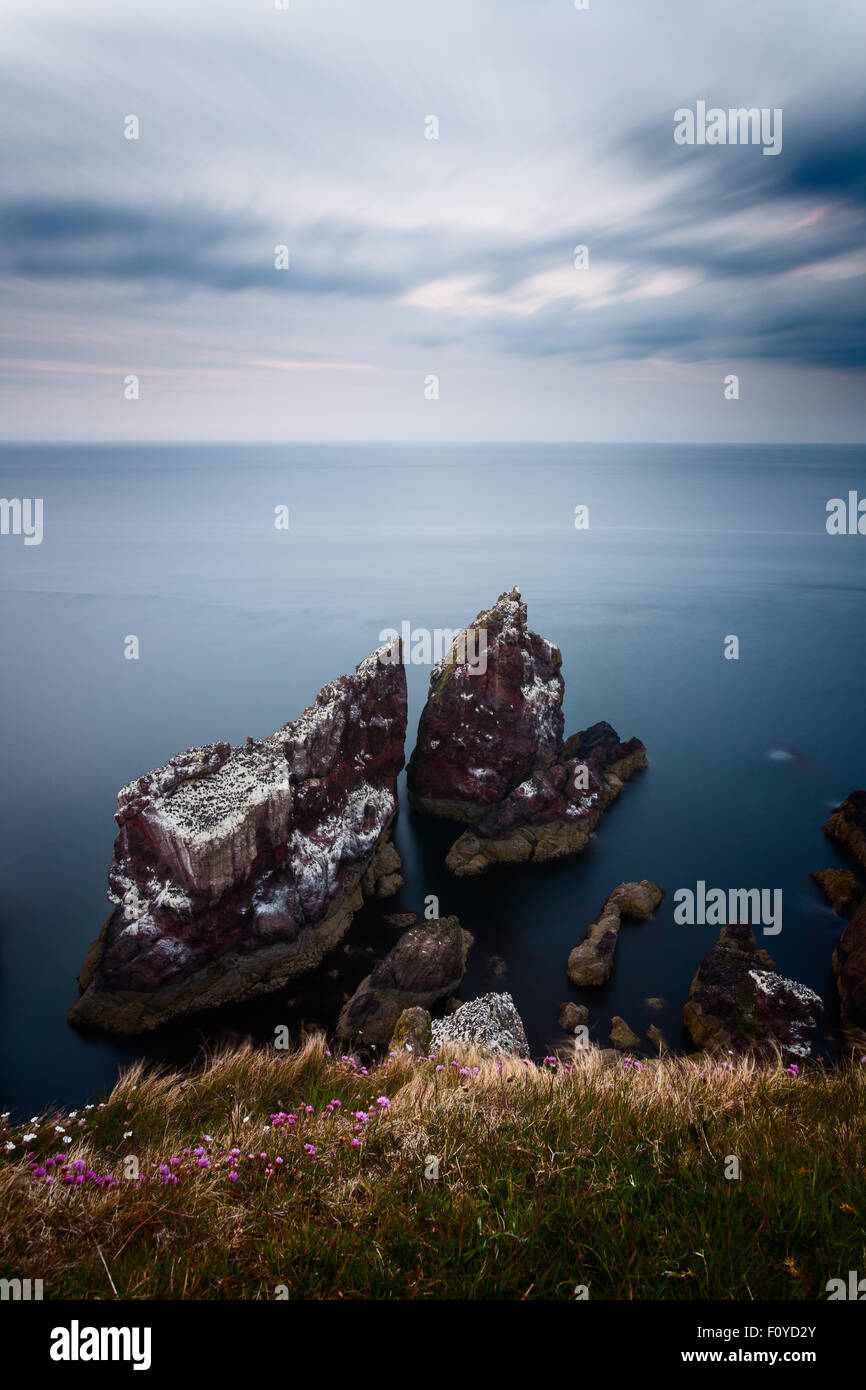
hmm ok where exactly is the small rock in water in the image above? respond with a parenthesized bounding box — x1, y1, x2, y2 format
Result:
(610, 1016, 642, 1050)
(567, 881, 664, 987)
(558, 1001, 589, 1033)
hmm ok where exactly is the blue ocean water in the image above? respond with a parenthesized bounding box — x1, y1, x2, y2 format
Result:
(1, 443, 864, 1115)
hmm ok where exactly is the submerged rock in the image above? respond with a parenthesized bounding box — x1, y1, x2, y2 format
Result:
(407, 588, 647, 876)
(70, 642, 408, 1034)
(336, 916, 473, 1045)
(430, 992, 529, 1056)
(683, 923, 823, 1059)
(833, 897, 866, 1031)
(567, 881, 664, 987)
(823, 791, 866, 874)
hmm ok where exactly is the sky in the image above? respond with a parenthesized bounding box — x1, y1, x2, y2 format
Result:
(0, 0, 864, 442)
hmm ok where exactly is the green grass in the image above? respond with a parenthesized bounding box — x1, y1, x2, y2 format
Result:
(1, 1039, 864, 1299)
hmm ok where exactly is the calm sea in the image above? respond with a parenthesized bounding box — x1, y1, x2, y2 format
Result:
(1, 443, 864, 1114)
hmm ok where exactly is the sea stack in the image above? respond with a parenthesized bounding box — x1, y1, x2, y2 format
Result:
(407, 588, 647, 875)
(69, 642, 407, 1034)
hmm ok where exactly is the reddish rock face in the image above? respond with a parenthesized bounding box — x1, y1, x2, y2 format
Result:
(407, 588, 647, 875)
(406, 589, 565, 820)
(69, 644, 408, 1033)
(833, 897, 866, 1029)
(683, 923, 823, 1059)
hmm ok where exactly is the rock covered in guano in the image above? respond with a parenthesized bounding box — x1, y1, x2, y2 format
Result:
(69, 642, 408, 1034)
(430, 991, 530, 1056)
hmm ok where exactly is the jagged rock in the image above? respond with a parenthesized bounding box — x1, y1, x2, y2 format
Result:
(431, 992, 529, 1056)
(407, 588, 564, 822)
(833, 897, 866, 1030)
(567, 881, 663, 987)
(558, 1001, 589, 1033)
(336, 917, 473, 1045)
(69, 643, 408, 1034)
(683, 923, 823, 1059)
(824, 792, 866, 874)
(811, 868, 864, 917)
(407, 589, 647, 876)
(646, 1024, 670, 1053)
(610, 1016, 641, 1050)
(390, 1007, 433, 1056)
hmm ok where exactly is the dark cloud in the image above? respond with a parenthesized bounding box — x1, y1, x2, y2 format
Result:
(0, 201, 416, 297)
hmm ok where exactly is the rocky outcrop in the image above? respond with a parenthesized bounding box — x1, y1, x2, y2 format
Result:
(69, 643, 408, 1034)
(823, 792, 866, 874)
(430, 992, 529, 1056)
(811, 868, 865, 918)
(336, 917, 472, 1045)
(446, 720, 648, 876)
(610, 1016, 641, 1050)
(407, 589, 647, 876)
(390, 1007, 433, 1056)
(832, 897, 866, 1030)
(567, 881, 664, 987)
(683, 923, 823, 1059)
